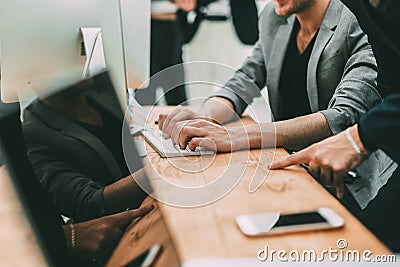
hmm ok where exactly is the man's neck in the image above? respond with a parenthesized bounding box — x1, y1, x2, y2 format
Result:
(296, 0, 331, 35)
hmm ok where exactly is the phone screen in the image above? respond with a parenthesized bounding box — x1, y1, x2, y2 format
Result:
(124, 244, 161, 267)
(272, 212, 327, 228)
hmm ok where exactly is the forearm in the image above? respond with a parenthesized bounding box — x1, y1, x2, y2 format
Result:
(240, 112, 332, 150)
(103, 169, 147, 214)
(275, 112, 332, 150)
(199, 97, 237, 124)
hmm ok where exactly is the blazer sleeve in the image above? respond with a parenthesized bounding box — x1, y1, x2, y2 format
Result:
(209, 39, 266, 116)
(319, 14, 381, 135)
(358, 93, 400, 164)
(26, 149, 106, 222)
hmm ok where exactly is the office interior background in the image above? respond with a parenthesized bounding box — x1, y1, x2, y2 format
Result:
(1, 0, 400, 266)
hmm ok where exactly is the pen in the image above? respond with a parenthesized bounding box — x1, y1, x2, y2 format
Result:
(299, 163, 360, 183)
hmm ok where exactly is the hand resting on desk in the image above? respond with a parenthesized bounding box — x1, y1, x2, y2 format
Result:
(63, 204, 154, 262)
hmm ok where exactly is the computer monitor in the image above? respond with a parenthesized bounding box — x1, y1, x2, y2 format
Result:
(0, 102, 66, 266)
(100, 0, 151, 105)
(0, 0, 101, 103)
(0, 0, 151, 107)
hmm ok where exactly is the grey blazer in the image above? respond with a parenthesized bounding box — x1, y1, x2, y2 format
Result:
(211, 0, 396, 208)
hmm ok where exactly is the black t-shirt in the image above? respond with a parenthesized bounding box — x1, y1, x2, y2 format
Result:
(277, 19, 318, 121)
(76, 106, 130, 178)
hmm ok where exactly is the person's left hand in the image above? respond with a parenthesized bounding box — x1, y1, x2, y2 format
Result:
(270, 125, 369, 198)
(171, 119, 247, 152)
(64, 204, 154, 261)
(174, 0, 196, 12)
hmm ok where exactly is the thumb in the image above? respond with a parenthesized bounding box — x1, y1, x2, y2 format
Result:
(270, 150, 309, 170)
(110, 204, 154, 228)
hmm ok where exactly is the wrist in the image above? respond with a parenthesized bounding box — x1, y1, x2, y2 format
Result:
(194, 115, 221, 125)
(63, 225, 72, 249)
(347, 125, 370, 158)
(227, 126, 249, 150)
(63, 224, 76, 250)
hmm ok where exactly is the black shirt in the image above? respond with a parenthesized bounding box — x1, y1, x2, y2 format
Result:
(76, 106, 130, 178)
(341, 0, 400, 98)
(341, 0, 400, 154)
(277, 19, 318, 121)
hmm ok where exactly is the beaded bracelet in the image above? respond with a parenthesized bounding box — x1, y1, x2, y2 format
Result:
(69, 224, 76, 249)
(345, 128, 368, 158)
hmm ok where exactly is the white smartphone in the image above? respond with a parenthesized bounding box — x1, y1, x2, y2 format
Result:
(124, 244, 162, 267)
(235, 207, 344, 236)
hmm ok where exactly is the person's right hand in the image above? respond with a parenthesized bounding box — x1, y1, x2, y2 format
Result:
(158, 105, 199, 138)
(65, 204, 154, 261)
(174, 0, 196, 12)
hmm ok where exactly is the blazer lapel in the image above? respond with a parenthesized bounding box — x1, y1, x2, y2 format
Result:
(267, 16, 295, 95)
(61, 123, 123, 179)
(31, 100, 123, 179)
(307, 0, 342, 112)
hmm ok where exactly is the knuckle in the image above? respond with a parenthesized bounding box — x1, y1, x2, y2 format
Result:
(320, 158, 330, 167)
(98, 234, 106, 243)
(332, 164, 342, 173)
(99, 223, 109, 232)
(314, 152, 325, 163)
(181, 126, 189, 135)
(191, 138, 199, 145)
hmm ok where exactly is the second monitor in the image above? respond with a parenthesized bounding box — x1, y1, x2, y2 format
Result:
(101, 0, 151, 106)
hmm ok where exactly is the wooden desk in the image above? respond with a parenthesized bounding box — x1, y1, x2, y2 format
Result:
(107, 107, 390, 266)
(0, 166, 48, 266)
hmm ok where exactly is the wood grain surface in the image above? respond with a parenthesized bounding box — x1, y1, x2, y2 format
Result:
(107, 107, 390, 266)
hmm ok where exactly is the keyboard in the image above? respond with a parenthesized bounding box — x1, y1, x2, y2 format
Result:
(141, 129, 215, 158)
(126, 98, 214, 157)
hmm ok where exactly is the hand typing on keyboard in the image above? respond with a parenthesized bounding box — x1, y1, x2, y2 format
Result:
(170, 119, 246, 153)
(158, 106, 199, 139)
(141, 128, 215, 158)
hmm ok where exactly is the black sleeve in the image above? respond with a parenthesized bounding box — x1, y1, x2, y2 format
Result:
(22, 117, 106, 221)
(177, 10, 203, 44)
(340, 0, 400, 97)
(230, 0, 259, 45)
(358, 93, 400, 163)
(27, 152, 106, 222)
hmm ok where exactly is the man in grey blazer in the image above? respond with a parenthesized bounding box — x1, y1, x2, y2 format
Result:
(158, 0, 396, 211)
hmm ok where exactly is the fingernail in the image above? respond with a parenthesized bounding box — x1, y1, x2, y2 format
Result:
(145, 204, 154, 210)
(269, 164, 275, 169)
